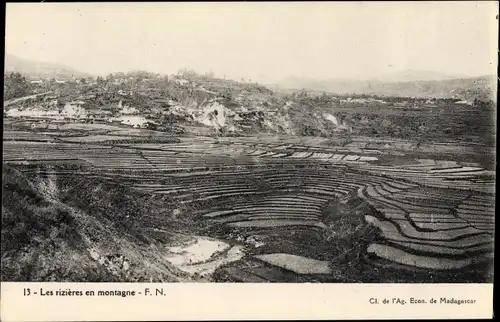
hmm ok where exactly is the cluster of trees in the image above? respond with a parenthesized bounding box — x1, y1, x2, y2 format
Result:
(473, 97, 495, 109)
(3, 72, 33, 100)
(95, 71, 163, 85)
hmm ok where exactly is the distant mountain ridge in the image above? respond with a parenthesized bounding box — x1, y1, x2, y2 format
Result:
(274, 72, 496, 100)
(373, 70, 467, 83)
(4, 54, 90, 79)
(4, 54, 496, 101)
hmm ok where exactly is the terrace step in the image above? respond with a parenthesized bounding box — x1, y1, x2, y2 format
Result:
(367, 243, 492, 270)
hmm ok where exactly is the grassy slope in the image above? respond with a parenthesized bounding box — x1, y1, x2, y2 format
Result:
(1, 165, 192, 282)
(5, 69, 495, 146)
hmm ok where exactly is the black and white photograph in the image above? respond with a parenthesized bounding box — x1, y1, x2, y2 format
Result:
(2, 2, 497, 285)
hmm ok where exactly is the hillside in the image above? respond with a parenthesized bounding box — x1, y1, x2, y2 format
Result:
(3, 68, 496, 146)
(274, 74, 496, 100)
(1, 164, 197, 282)
(4, 54, 90, 79)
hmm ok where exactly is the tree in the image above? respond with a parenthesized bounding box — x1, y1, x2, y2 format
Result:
(177, 68, 198, 79)
(106, 74, 115, 83)
(96, 76, 105, 85)
(3, 72, 32, 100)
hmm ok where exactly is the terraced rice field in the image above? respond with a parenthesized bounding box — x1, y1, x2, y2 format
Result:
(3, 131, 495, 282)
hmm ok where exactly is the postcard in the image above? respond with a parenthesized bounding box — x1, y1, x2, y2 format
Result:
(1, 1, 496, 320)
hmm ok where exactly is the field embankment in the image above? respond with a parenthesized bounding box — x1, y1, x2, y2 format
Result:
(2, 131, 495, 282)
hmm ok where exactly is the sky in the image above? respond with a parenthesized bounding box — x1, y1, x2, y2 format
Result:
(5, 2, 499, 83)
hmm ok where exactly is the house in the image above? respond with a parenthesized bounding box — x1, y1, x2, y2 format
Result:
(55, 80, 67, 84)
(113, 79, 128, 85)
(30, 80, 43, 84)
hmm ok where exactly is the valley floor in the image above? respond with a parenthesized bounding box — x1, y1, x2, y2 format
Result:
(1, 125, 495, 283)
